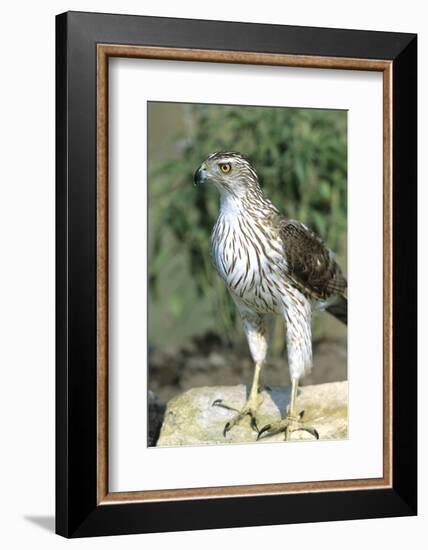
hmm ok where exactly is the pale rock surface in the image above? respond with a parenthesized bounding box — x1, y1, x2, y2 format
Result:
(157, 381, 348, 446)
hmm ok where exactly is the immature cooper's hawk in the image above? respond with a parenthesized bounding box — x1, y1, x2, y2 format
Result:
(194, 152, 347, 441)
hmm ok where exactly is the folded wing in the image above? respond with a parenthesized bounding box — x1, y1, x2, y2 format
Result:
(278, 218, 347, 305)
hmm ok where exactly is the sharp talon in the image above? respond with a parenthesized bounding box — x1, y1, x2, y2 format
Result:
(257, 424, 272, 440)
(212, 400, 238, 413)
(257, 417, 319, 441)
(294, 426, 319, 440)
(250, 416, 259, 433)
(304, 427, 319, 440)
(215, 398, 262, 437)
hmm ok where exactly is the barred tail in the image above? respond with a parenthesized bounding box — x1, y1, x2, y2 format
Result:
(327, 295, 347, 325)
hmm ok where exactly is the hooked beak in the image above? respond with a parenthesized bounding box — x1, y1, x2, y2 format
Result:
(194, 166, 207, 187)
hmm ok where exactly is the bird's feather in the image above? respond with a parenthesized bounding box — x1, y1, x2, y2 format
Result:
(277, 218, 347, 302)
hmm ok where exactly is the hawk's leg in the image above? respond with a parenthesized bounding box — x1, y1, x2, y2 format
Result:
(212, 361, 263, 436)
(212, 306, 267, 437)
(257, 376, 319, 441)
(258, 300, 319, 441)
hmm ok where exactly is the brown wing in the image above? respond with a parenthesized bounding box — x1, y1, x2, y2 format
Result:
(278, 218, 347, 301)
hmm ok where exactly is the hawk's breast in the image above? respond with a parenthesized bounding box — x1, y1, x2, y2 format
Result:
(210, 213, 287, 314)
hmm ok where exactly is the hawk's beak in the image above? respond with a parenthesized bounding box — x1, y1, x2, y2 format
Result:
(194, 166, 207, 187)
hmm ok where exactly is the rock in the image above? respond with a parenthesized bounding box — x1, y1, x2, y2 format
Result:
(157, 381, 348, 446)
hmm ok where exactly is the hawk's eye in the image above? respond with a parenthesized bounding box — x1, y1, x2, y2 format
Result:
(219, 163, 231, 174)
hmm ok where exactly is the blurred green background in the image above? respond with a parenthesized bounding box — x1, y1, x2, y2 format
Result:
(147, 102, 347, 411)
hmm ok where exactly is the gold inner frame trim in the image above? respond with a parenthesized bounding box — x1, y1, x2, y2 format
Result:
(96, 44, 393, 505)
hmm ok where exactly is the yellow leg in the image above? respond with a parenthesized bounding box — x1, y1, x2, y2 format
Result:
(248, 361, 262, 403)
(285, 377, 299, 440)
(288, 377, 299, 417)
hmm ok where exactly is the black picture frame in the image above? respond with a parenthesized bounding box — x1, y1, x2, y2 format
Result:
(56, 10, 417, 538)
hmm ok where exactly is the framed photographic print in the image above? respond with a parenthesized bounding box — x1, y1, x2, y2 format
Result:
(56, 11, 417, 538)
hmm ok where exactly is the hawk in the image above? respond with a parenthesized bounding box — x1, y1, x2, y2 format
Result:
(194, 151, 347, 441)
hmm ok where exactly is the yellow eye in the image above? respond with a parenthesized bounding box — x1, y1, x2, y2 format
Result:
(219, 163, 231, 174)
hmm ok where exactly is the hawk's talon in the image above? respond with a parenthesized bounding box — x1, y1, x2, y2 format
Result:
(212, 399, 239, 413)
(257, 424, 272, 440)
(257, 416, 319, 441)
(221, 408, 259, 437)
(213, 395, 262, 437)
(250, 415, 259, 433)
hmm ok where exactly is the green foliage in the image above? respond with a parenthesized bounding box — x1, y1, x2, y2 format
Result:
(149, 104, 347, 341)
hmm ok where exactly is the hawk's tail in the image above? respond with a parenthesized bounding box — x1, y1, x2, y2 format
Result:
(327, 295, 347, 325)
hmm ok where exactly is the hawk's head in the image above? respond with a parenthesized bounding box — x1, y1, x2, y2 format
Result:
(194, 152, 260, 198)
